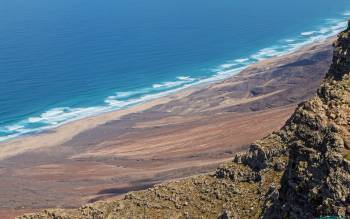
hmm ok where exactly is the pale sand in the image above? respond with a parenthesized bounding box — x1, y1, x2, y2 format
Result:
(0, 89, 196, 160)
(0, 36, 336, 161)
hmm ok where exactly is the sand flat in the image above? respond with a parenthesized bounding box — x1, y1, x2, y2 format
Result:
(0, 38, 335, 217)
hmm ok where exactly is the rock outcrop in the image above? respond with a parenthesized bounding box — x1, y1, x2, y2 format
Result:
(264, 22, 350, 218)
(18, 23, 350, 219)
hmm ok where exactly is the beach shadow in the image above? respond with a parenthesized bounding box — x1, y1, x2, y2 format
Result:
(88, 183, 156, 203)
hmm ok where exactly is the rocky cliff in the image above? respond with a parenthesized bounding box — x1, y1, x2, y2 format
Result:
(19, 23, 350, 219)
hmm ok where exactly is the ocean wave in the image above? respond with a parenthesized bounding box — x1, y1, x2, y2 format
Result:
(219, 58, 251, 71)
(215, 67, 247, 78)
(285, 39, 296, 43)
(220, 63, 238, 70)
(0, 133, 22, 142)
(1, 12, 350, 142)
(301, 31, 317, 36)
(152, 76, 196, 89)
(176, 76, 193, 81)
(5, 124, 25, 132)
(114, 89, 151, 99)
(235, 58, 249, 63)
(251, 47, 285, 61)
(152, 81, 184, 89)
(106, 76, 197, 107)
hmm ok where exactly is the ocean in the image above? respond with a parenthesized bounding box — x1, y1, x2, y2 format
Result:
(1, 0, 350, 141)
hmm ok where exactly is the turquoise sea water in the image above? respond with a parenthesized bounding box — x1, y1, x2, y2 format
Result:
(1, 0, 350, 141)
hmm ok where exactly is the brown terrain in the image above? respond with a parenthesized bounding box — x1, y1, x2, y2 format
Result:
(0, 38, 334, 218)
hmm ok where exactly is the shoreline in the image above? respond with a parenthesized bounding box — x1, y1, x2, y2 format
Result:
(0, 36, 336, 161)
(0, 17, 348, 144)
(0, 88, 197, 160)
(0, 30, 336, 217)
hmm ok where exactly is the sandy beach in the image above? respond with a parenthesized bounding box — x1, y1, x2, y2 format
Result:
(0, 89, 194, 161)
(0, 37, 335, 218)
(0, 37, 335, 159)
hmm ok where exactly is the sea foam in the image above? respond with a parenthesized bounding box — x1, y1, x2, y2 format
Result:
(301, 31, 316, 36)
(152, 76, 196, 89)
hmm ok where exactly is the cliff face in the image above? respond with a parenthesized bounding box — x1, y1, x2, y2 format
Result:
(264, 24, 350, 218)
(19, 24, 350, 219)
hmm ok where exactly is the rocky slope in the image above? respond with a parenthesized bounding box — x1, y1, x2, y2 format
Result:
(18, 24, 350, 219)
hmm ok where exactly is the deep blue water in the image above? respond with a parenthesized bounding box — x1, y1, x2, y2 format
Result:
(1, 0, 350, 141)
